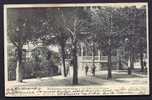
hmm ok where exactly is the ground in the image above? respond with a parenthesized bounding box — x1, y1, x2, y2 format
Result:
(6, 70, 148, 87)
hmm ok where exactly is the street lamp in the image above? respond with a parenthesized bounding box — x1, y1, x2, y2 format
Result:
(125, 38, 128, 43)
(16, 26, 20, 32)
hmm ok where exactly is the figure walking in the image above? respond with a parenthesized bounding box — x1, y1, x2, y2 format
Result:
(92, 64, 96, 76)
(85, 64, 89, 76)
(66, 65, 70, 76)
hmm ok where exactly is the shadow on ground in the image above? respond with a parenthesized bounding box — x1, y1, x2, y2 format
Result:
(8, 70, 148, 87)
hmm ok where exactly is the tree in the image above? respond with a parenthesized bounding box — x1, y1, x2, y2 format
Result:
(126, 7, 137, 75)
(31, 47, 44, 77)
(55, 7, 91, 84)
(88, 7, 123, 79)
(87, 6, 140, 78)
(7, 8, 45, 82)
(134, 6, 147, 72)
(30, 46, 60, 77)
(120, 6, 147, 74)
(41, 8, 70, 77)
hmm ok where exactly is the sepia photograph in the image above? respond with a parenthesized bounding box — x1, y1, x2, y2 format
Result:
(4, 3, 149, 96)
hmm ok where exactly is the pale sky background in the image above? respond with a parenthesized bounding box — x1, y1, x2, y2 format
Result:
(4, 3, 147, 8)
(48, 45, 59, 52)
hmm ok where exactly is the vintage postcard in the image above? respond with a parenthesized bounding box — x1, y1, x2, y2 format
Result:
(4, 3, 149, 96)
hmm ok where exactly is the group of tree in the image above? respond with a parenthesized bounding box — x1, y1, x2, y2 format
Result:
(7, 6, 147, 84)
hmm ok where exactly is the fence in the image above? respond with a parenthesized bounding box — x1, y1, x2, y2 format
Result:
(79, 56, 118, 63)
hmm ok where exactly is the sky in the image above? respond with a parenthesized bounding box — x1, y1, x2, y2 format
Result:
(48, 45, 59, 53)
(4, 3, 147, 8)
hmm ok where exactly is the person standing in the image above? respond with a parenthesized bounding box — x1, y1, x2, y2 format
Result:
(92, 64, 96, 76)
(66, 63, 70, 77)
(85, 64, 89, 76)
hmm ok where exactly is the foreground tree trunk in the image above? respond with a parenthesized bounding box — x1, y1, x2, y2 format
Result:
(128, 54, 133, 75)
(128, 57, 132, 75)
(72, 42, 78, 85)
(61, 44, 67, 77)
(128, 41, 135, 75)
(107, 43, 112, 79)
(92, 41, 96, 76)
(107, 54, 112, 79)
(140, 52, 144, 72)
(132, 48, 135, 69)
(16, 47, 23, 82)
(99, 49, 102, 70)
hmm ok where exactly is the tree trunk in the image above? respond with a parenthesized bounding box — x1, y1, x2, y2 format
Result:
(35, 57, 40, 77)
(92, 41, 95, 76)
(118, 56, 122, 70)
(140, 52, 144, 72)
(99, 49, 103, 70)
(16, 47, 23, 82)
(128, 54, 133, 75)
(107, 45, 112, 79)
(72, 42, 78, 85)
(107, 55, 112, 79)
(61, 45, 67, 77)
(132, 48, 135, 69)
(92, 41, 95, 64)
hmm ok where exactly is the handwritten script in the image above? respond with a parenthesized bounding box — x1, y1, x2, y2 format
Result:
(5, 85, 149, 96)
